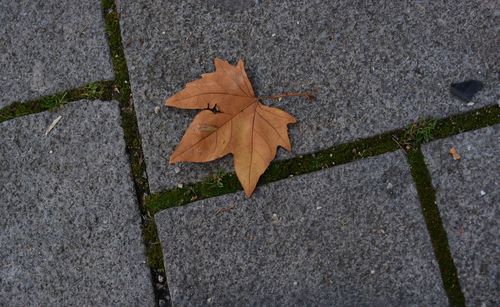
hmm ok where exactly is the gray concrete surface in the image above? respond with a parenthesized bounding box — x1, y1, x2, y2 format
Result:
(155, 151, 447, 306)
(0, 101, 153, 306)
(0, 1, 113, 107)
(119, 0, 499, 193)
(422, 125, 499, 306)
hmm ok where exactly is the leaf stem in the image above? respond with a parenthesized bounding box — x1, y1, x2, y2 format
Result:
(258, 91, 316, 101)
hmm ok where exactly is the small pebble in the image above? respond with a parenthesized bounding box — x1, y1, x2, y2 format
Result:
(177, 183, 184, 188)
(154, 106, 161, 114)
(49, 150, 53, 154)
(466, 102, 475, 107)
(480, 190, 486, 196)
(158, 275, 164, 283)
(316, 206, 322, 210)
(174, 167, 181, 174)
(370, 270, 375, 274)
(293, 281, 298, 286)
(207, 297, 212, 303)
(271, 33, 276, 37)
(386, 182, 393, 189)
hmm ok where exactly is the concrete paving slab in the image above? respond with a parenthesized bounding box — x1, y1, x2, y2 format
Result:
(119, 0, 499, 193)
(0, 101, 154, 306)
(0, 1, 113, 107)
(155, 151, 447, 306)
(422, 125, 499, 306)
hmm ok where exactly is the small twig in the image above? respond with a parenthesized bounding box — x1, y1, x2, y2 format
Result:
(392, 135, 411, 152)
(215, 203, 236, 216)
(258, 91, 316, 101)
(392, 136, 404, 150)
(44, 115, 62, 136)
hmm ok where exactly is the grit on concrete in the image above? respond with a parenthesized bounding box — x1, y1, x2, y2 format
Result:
(118, 0, 498, 193)
(155, 151, 447, 306)
(422, 125, 499, 306)
(0, 101, 154, 306)
(0, 0, 113, 107)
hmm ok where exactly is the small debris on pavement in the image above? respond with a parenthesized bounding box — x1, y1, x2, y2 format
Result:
(480, 190, 486, 197)
(450, 80, 483, 101)
(449, 147, 461, 160)
(173, 166, 180, 174)
(466, 102, 474, 107)
(44, 115, 62, 136)
(154, 106, 161, 114)
(215, 203, 236, 216)
(271, 213, 280, 225)
(177, 183, 183, 188)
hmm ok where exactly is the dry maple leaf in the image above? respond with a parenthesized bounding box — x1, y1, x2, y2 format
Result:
(165, 58, 296, 197)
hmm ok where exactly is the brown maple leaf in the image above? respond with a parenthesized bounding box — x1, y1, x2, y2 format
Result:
(165, 58, 296, 197)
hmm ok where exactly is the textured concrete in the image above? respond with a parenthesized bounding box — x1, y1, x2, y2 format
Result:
(0, 1, 113, 107)
(155, 151, 447, 306)
(119, 0, 499, 193)
(422, 125, 499, 306)
(0, 101, 154, 306)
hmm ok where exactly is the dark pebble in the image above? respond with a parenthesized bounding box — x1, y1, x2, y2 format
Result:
(450, 80, 484, 101)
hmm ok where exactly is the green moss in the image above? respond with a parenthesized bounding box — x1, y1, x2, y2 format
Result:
(0, 81, 114, 123)
(143, 216, 165, 271)
(101, 0, 148, 201)
(433, 105, 499, 138)
(406, 148, 465, 306)
(83, 82, 104, 99)
(401, 118, 437, 148)
(102, 0, 131, 105)
(101, 0, 168, 296)
(146, 173, 242, 214)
